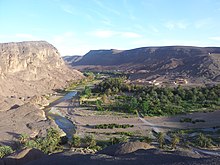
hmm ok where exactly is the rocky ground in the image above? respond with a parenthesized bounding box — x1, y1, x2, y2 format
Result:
(1, 142, 219, 165)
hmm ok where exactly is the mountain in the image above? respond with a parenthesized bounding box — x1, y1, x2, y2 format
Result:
(63, 55, 82, 65)
(0, 41, 83, 97)
(64, 46, 220, 82)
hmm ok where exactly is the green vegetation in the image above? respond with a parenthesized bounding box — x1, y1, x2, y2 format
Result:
(93, 123, 134, 129)
(83, 134, 96, 148)
(180, 118, 205, 124)
(110, 136, 128, 145)
(91, 77, 220, 116)
(139, 136, 153, 144)
(196, 133, 213, 148)
(22, 128, 62, 154)
(157, 132, 165, 148)
(171, 134, 180, 149)
(168, 128, 219, 149)
(0, 145, 13, 158)
(72, 134, 81, 148)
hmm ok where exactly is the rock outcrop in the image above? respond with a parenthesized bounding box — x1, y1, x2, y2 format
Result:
(1, 148, 46, 165)
(97, 142, 154, 156)
(0, 41, 84, 97)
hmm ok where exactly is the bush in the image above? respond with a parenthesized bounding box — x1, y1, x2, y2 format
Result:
(72, 134, 81, 147)
(157, 132, 165, 148)
(196, 133, 213, 148)
(140, 136, 152, 144)
(180, 118, 192, 123)
(24, 128, 62, 154)
(94, 123, 134, 129)
(0, 145, 13, 158)
(171, 134, 180, 149)
(84, 135, 96, 148)
(110, 136, 128, 145)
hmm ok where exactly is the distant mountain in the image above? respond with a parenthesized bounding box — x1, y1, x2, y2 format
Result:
(63, 55, 82, 65)
(64, 46, 220, 82)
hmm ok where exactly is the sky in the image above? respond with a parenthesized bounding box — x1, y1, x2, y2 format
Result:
(0, 0, 220, 56)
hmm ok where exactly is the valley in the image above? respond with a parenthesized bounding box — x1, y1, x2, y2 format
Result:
(0, 41, 220, 165)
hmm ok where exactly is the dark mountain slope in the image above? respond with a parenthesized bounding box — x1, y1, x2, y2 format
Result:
(65, 46, 220, 81)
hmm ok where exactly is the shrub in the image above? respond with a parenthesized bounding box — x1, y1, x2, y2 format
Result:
(72, 134, 81, 147)
(157, 132, 165, 149)
(109, 136, 128, 145)
(19, 133, 29, 144)
(197, 133, 213, 148)
(24, 128, 62, 154)
(140, 136, 152, 144)
(0, 145, 13, 158)
(171, 134, 180, 149)
(84, 135, 96, 148)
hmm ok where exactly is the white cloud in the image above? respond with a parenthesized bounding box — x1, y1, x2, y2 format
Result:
(91, 30, 116, 38)
(89, 30, 142, 38)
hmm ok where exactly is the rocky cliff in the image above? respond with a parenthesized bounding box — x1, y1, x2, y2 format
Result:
(0, 41, 83, 97)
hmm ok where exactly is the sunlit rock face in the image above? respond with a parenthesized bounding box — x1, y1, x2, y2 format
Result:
(0, 41, 84, 97)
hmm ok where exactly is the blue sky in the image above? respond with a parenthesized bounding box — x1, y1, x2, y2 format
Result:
(1, 0, 220, 55)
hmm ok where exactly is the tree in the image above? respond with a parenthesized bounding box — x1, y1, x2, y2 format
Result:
(72, 134, 81, 147)
(157, 132, 165, 148)
(140, 100, 149, 115)
(171, 134, 180, 149)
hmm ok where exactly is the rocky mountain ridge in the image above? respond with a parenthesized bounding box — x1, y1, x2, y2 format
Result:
(65, 46, 220, 82)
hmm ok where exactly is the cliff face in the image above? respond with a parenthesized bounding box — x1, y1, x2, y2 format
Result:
(0, 41, 83, 97)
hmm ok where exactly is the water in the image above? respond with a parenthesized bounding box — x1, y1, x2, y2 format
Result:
(46, 91, 77, 139)
(48, 112, 75, 139)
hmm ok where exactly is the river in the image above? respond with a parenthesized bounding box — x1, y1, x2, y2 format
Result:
(45, 91, 77, 139)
